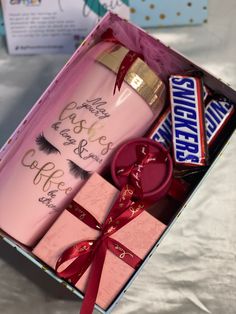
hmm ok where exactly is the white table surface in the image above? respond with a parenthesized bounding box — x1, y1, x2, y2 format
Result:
(0, 0, 236, 313)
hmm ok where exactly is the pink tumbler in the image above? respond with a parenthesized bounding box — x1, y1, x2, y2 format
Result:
(0, 42, 166, 246)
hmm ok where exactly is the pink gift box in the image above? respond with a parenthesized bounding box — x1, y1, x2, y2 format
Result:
(0, 11, 235, 314)
(33, 173, 167, 310)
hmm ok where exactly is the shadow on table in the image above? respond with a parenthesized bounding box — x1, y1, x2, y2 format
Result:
(0, 240, 79, 301)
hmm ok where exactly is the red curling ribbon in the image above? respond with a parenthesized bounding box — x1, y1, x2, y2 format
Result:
(116, 144, 168, 198)
(56, 185, 149, 314)
(100, 28, 118, 43)
(101, 28, 144, 94)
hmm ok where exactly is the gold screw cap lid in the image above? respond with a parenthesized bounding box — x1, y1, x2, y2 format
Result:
(97, 44, 166, 113)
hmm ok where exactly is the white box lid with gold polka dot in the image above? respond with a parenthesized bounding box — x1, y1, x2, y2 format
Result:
(130, 0, 208, 27)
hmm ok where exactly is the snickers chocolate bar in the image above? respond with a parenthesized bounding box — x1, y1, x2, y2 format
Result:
(170, 75, 208, 167)
(147, 108, 172, 149)
(203, 85, 211, 103)
(205, 98, 235, 145)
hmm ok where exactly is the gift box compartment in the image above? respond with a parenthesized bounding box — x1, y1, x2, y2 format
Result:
(0, 12, 236, 314)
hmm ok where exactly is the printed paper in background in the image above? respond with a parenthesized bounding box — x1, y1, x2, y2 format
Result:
(1, 0, 130, 55)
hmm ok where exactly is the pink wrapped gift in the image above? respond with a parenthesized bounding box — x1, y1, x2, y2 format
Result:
(33, 173, 167, 310)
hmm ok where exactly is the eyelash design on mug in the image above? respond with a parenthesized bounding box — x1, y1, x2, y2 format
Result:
(67, 160, 91, 180)
(35, 133, 60, 155)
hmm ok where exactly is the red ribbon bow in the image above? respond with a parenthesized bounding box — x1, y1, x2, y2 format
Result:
(101, 28, 144, 94)
(116, 144, 168, 198)
(56, 185, 150, 314)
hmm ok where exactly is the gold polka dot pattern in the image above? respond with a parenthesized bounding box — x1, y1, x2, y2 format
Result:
(129, 0, 208, 27)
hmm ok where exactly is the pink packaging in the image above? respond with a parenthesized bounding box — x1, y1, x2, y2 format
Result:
(0, 12, 235, 314)
(0, 40, 166, 246)
(33, 173, 167, 310)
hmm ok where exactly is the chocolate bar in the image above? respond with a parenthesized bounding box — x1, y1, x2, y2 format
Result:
(170, 75, 208, 167)
(205, 98, 235, 145)
(147, 108, 172, 149)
